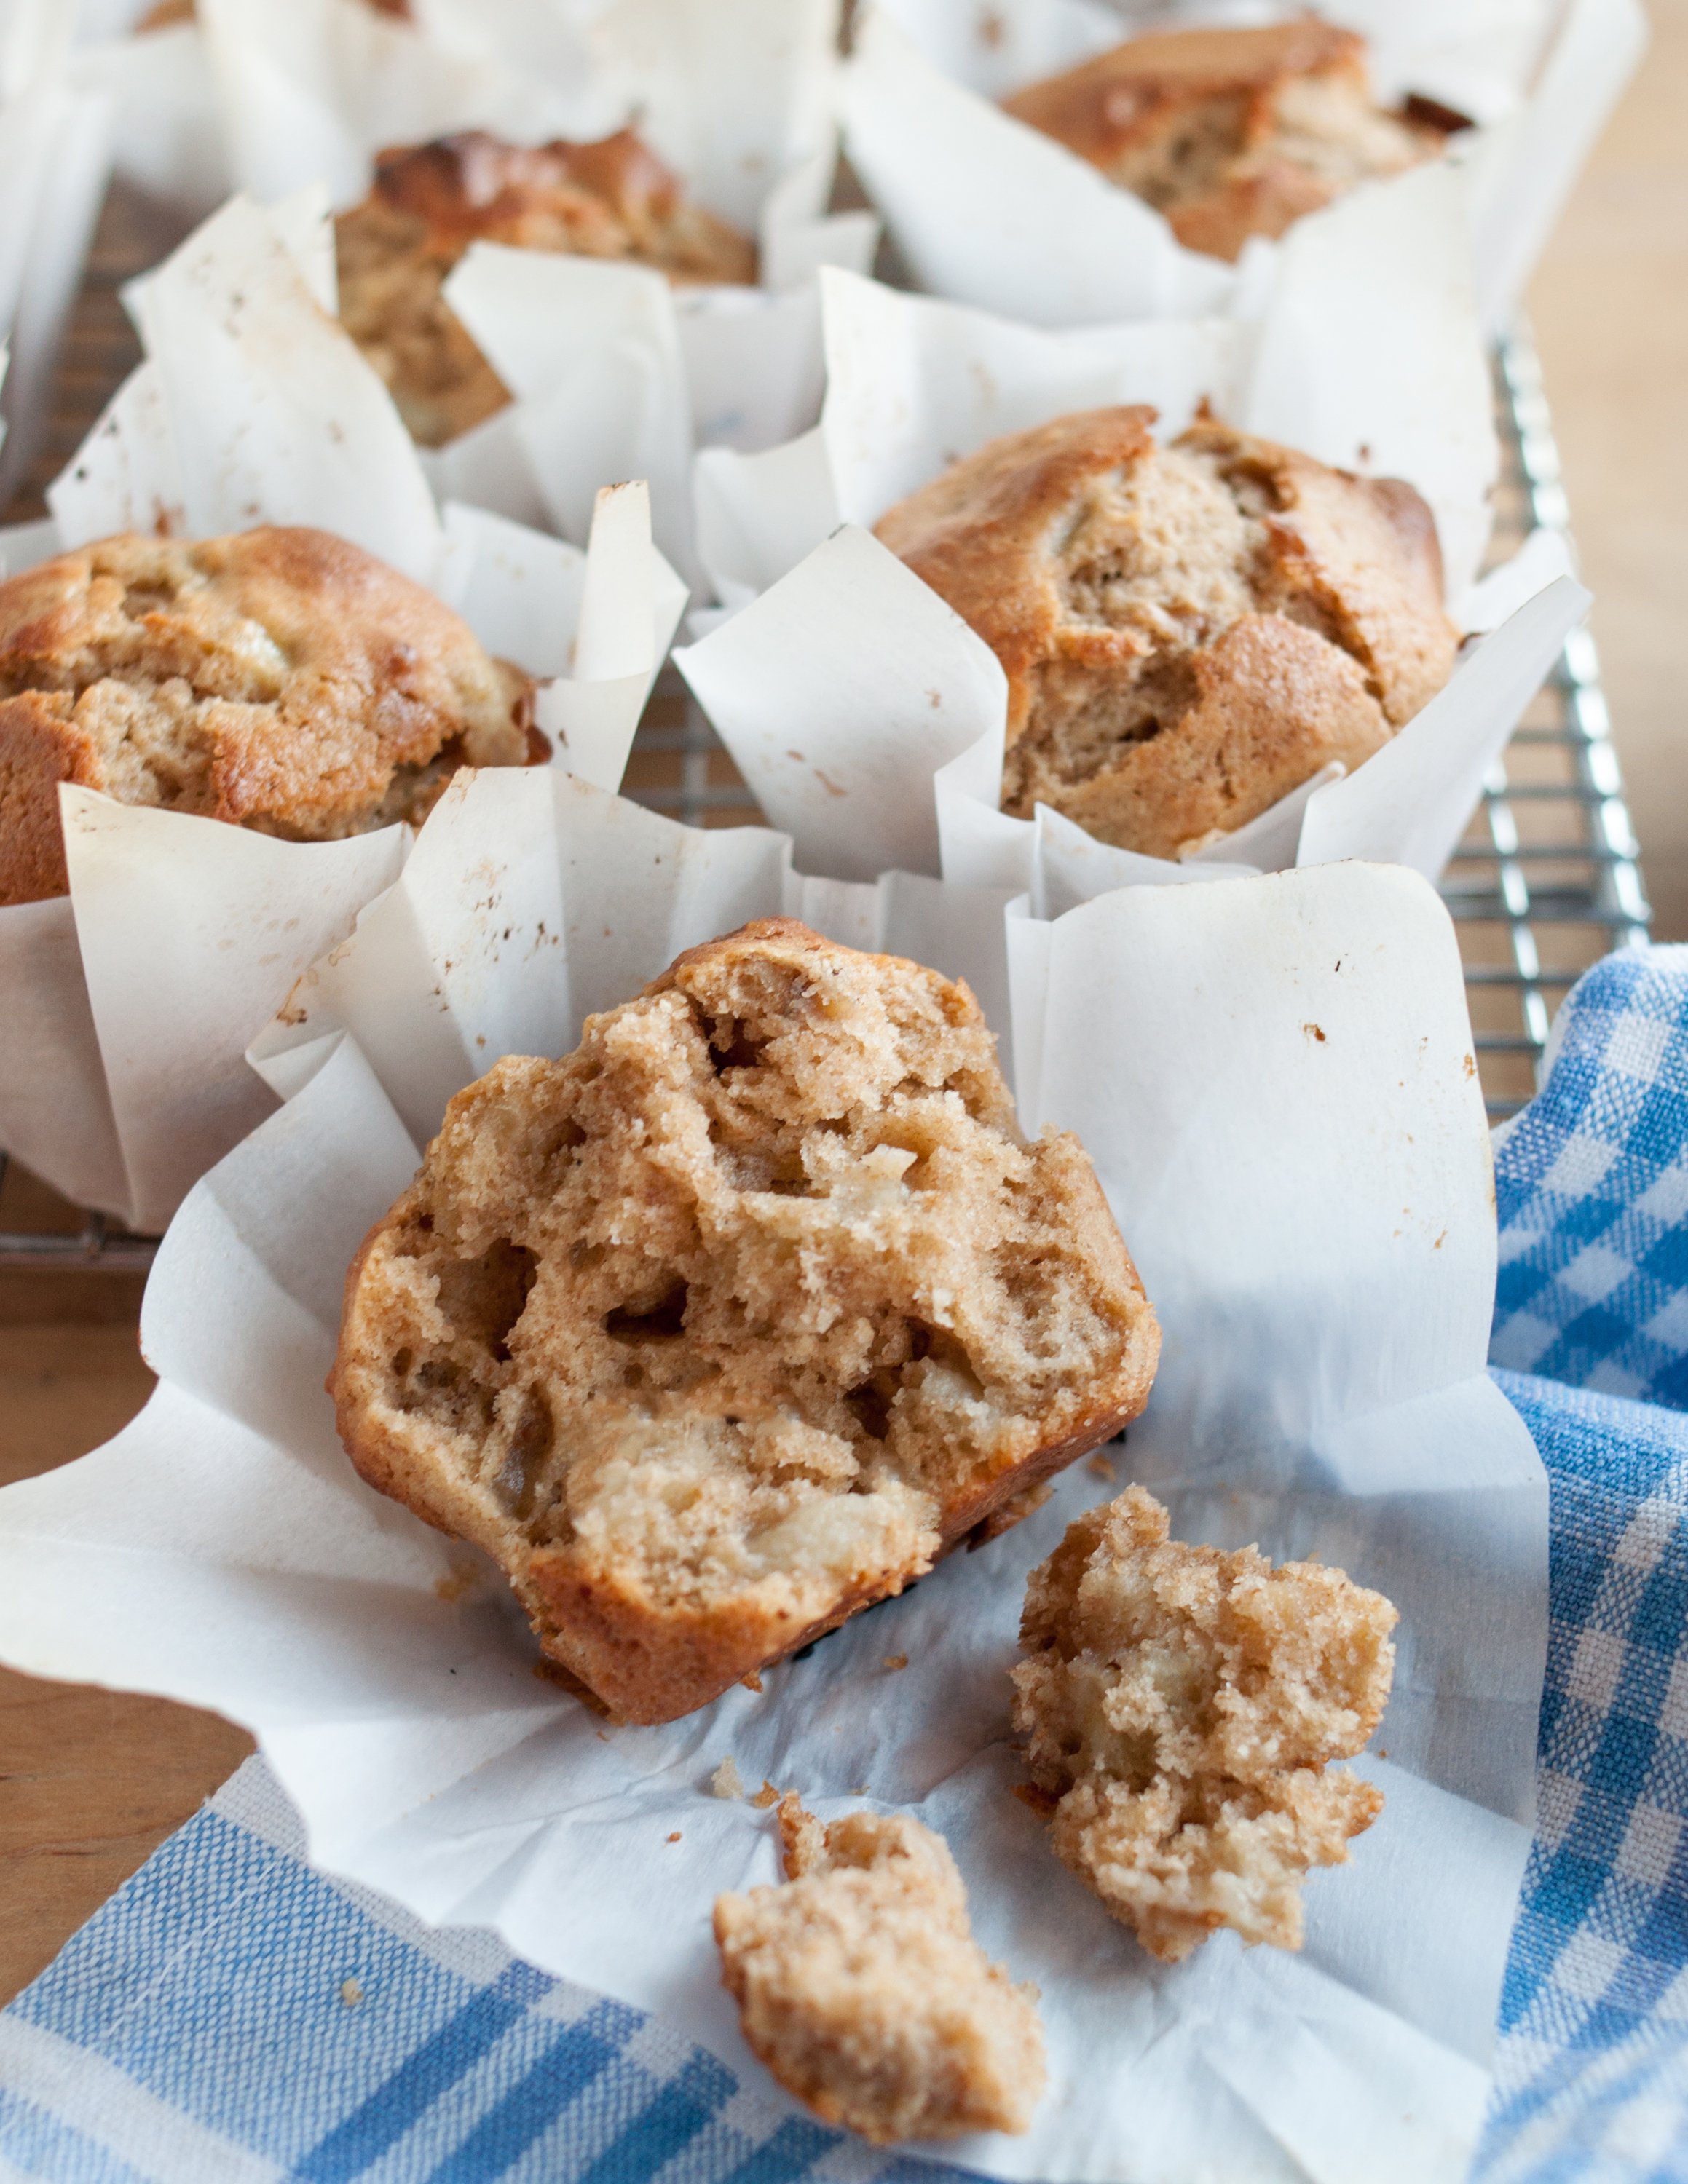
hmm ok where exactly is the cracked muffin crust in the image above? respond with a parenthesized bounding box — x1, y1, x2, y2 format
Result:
(0, 526, 536, 906)
(1003, 20, 1449, 261)
(336, 128, 757, 446)
(1013, 1485, 1397, 1963)
(875, 404, 1457, 859)
(714, 1795, 1046, 2143)
(333, 919, 1159, 1724)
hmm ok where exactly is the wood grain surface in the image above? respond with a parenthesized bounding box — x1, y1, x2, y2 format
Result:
(2, 5, 1686, 2009)
(0, 1320, 253, 2006)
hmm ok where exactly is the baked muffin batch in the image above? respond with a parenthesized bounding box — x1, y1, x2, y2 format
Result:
(8, 3, 1549, 2152)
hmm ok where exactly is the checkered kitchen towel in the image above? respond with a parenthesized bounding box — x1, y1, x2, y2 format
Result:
(11, 944, 1688, 2184)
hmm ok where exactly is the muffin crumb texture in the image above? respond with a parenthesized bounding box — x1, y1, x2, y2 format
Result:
(876, 405, 1456, 860)
(1012, 1485, 1397, 1961)
(1004, 20, 1446, 261)
(0, 526, 532, 905)
(332, 919, 1159, 1723)
(714, 1795, 1046, 2143)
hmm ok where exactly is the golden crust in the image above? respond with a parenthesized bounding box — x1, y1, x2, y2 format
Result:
(1003, 21, 1448, 261)
(335, 130, 757, 446)
(333, 918, 1160, 1724)
(1012, 1486, 1398, 1962)
(875, 405, 1457, 858)
(714, 1797, 1046, 2142)
(0, 527, 535, 906)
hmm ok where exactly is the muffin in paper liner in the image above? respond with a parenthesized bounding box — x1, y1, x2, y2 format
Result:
(0, 189, 686, 1235)
(92, 0, 880, 584)
(675, 249, 1589, 895)
(843, 0, 1646, 339)
(0, 760, 1546, 2182)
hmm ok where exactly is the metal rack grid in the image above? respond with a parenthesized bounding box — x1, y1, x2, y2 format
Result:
(1440, 326, 1651, 1118)
(0, 202, 1651, 1268)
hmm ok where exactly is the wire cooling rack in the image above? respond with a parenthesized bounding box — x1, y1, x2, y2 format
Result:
(0, 197, 1652, 1272)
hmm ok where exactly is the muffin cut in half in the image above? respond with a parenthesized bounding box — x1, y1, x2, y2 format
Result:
(333, 919, 1159, 1723)
(0, 526, 537, 907)
(1012, 1486, 1397, 1963)
(716, 1795, 1045, 2142)
(336, 129, 757, 446)
(875, 404, 1458, 860)
(1003, 20, 1453, 262)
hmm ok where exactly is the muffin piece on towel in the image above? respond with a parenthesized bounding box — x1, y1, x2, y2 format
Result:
(1013, 1485, 1397, 1962)
(714, 1795, 1046, 2142)
(1003, 20, 1448, 261)
(875, 405, 1456, 860)
(0, 526, 535, 906)
(334, 919, 1159, 1723)
(336, 129, 757, 445)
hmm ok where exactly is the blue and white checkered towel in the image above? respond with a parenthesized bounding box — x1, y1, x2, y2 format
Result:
(9, 944, 1688, 2184)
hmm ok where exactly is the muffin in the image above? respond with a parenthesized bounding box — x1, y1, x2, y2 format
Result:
(0, 526, 537, 906)
(875, 405, 1458, 859)
(336, 129, 757, 446)
(1003, 20, 1451, 261)
(1012, 1485, 1397, 1962)
(333, 918, 1160, 1724)
(714, 1795, 1046, 2142)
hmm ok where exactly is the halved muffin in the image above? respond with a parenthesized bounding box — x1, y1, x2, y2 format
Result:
(333, 919, 1159, 1722)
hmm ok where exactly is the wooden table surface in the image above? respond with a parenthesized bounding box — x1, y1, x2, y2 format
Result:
(4, 4, 1688, 2009)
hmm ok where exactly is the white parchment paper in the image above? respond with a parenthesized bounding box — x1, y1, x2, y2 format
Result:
(157, 0, 877, 579)
(71, 0, 229, 220)
(676, 264, 1588, 894)
(0, 191, 684, 1233)
(845, 0, 1646, 339)
(697, 187, 1502, 601)
(0, 4, 114, 497)
(679, 521, 1588, 901)
(0, 790, 1545, 2181)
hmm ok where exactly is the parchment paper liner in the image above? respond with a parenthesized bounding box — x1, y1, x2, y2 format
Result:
(843, 0, 1647, 341)
(0, 9, 116, 496)
(0, 755, 1546, 2182)
(676, 257, 1587, 892)
(0, 191, 685, 1234)
(87, 0, 880, 582)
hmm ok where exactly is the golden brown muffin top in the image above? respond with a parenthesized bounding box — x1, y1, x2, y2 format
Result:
(334, 128, 757, 444)
(1003, 20, 1448, 261)
(0, 526, 534, 905)
(874, 405, 1457, 856)
(354, 129, 756, 285)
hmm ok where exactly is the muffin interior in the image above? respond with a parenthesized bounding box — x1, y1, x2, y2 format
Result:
(1013, 1486, 1397, 1961)
(336, 925, 1156, 1714)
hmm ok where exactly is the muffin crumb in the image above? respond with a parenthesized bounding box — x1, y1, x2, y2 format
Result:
(1012, 1485, 1396, 1961)
(714, 1796, 1046, 2142)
